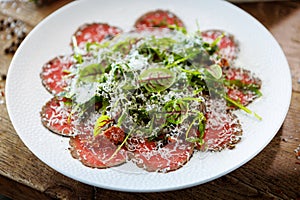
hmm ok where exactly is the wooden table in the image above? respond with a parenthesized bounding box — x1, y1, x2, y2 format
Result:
(0, 1, 299, 199)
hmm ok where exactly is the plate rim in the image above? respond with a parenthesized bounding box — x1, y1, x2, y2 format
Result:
(5, 0, 292, 192)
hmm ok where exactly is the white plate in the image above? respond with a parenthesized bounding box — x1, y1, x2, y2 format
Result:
(6, 0, 291, 192)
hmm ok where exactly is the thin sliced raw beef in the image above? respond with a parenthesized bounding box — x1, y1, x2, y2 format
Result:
(40, 97, 75, 136)
(224, 67, 262, 107)
(103, 126, 125, 145)
(203, 109, 243, 151)
(40, 55, 74, 95)
(127, 137, 194, 172)
(69, 133, 127, 168)
(226, 88, 258, 108)
(224, 67, 261, 86)
(134, 10, 185, 30)
(72, 23, 122, 48)
(202, 29, 239, 61)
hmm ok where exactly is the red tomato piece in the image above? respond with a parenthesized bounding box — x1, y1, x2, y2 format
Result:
(103, 126, 125, 145)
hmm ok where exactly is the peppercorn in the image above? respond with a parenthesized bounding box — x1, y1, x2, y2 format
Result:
(0, 17, 28, 54)
(33, 0, 57, 7)
(1, 74, 6, 81)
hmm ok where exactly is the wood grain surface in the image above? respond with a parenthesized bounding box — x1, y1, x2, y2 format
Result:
(0, 1, 299, 199)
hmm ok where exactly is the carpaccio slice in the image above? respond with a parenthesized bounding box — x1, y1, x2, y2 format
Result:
(40, 55, 74, 95)
(72, 23, 122, 48)
(40, 97, 75, 136)
(134, 10, 185, 30)
(127, 137, 194, 172)
(224, 67, 261, 86)
(69, 132, 127, 168)
(103, 126, 126, 145)
(202, 29, 239, 61)
(224, 67, 262, 107)
(203, 105, 243, 151)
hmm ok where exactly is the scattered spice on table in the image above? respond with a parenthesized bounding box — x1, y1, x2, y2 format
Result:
(0, 16, 28, 55)
(0, 76, 5, 105)
(280, 135, 299, 143)
(32, 0, 59, 7)
(294, 144, 300, 160)
(1, 74, 6, 81)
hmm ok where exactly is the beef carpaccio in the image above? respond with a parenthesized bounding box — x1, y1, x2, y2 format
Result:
(40, 10, 262, 173)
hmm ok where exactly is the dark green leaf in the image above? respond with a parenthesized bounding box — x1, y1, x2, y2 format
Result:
(79, 63, 105, 82)
(138, 68, 176, 92)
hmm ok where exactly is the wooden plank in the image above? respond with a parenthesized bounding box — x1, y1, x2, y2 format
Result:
(0, 92, 299, 199)
(0, 13, 33, 75)
(237, 2, 300, 93)
(0, 0, 72, 26)
(96, 92, 300, 200)
(0, 102, 94, 199)
(0, 1, 299, 199)
(230, 92, 300, 200)
(0, 175, 51, 200)
(0, 0, 72, 75)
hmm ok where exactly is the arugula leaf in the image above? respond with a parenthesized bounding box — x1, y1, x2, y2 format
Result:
(168, 24, 187, 34)
(71, 36, 84, 64)
(86, 41, 110, 52)
(224, 95, 262, 120)
(224, 79, 262, 97)
(185, 111, 205, 144)
(202, 32, 224, 55)
(129, 108, 150, 126)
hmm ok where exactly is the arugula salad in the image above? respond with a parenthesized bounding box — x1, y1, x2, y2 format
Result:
(40, 10, 262, 172)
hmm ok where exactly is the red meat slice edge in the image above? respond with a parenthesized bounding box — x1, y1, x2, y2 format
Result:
(224, 67, 261, 85)
(226, 89, 257, 107)
(224, 67, 262, 107)
(40, 55, 74, 95)
(40, 97, 75, 136)
(201, 29, 239, 61)
(134, 10, 185, 30)
(69, 133, 127, 168)
(203, 110, 243, 151)
(73, 23, 122, 48)
(127, 137, 194, 172)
